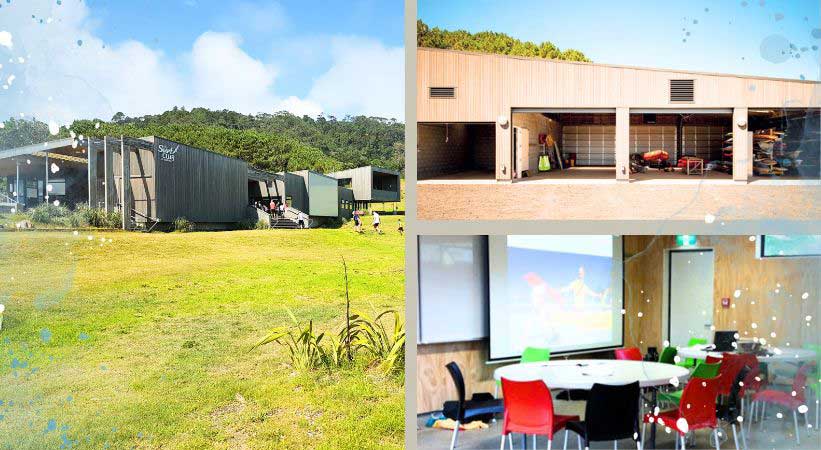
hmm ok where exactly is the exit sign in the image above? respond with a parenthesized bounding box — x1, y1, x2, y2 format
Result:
(676, 235, 697, 247)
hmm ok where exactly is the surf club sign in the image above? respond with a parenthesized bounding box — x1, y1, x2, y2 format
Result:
(157, 143, 179, 163)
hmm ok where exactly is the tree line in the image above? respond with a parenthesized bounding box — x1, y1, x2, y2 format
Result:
(417, 19, 590, 62)
(0, 108, 405, 174)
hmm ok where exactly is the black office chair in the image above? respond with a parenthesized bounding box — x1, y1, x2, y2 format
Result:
(566, 381, 641, 450)
(716, 365, 750, 450)
(443, 361, 504, 450)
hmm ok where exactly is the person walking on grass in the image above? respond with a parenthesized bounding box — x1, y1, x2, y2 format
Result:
(297, 211, 307, 229)
(397, 218, 403, 235)
(353, 210, 362, 233)
(372, 211, 382, 234)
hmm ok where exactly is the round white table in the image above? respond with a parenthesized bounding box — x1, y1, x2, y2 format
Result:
(493, 359, 691, 389)
(676, 345, 817, 362)
(494, 360, 690, 449)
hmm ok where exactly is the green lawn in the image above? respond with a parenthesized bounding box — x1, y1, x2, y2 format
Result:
(0, 215, 405, 449)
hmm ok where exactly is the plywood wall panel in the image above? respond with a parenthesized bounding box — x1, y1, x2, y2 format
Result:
(418, 48, 821, 122)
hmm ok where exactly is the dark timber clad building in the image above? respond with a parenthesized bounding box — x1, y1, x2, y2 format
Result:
(0, 136, 401, 229)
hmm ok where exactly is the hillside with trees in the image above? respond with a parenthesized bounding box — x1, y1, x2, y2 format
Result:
(0, 109, 405, 174)
(417, 19, 590, 62)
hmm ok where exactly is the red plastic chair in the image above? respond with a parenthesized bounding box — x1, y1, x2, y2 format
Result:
(614, 347, 642, 361)
(750, 362, 815, 445)
(716, 353, 747, 397)
(705, 355, 722, 364)
(642, 376, 725, 450)
(500, 378, 579, 450)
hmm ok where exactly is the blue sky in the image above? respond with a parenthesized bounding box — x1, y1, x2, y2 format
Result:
(0, 0, 404, 125)
(419, 0, 821, 81)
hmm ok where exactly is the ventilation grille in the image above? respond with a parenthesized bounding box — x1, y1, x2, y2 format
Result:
(670, 79, 695, 102)
(429, 87, 455, 99)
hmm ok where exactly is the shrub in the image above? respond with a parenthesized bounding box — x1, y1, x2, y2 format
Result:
(173, 217, 193, 232)
(254, 307, 405, 375)
(29, 203, 70, 224)
(348, 309, 406, 374)
(253, 309, 331, 371)
(255, 219, 269, 230)
(70, 206, 122, 228)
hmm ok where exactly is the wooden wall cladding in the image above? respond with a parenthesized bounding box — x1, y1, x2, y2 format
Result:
(623, 235, 819, 352)
(417, 340, 497, 414)
(416, 235, 820, 414)
(417, 48, 820, 123)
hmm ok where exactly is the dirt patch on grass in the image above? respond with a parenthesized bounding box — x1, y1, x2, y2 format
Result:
(210, 393, 253, 450)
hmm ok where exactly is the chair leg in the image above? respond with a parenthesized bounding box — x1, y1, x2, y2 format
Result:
(548, 439, 552, 450)
(450, 421, 460, 450)
(641, 422, 646, 450)
(577, 434, 581, 450)
(793, 410, 800, 445)
(613, 440, 617, 449)
(747, 401, 756, 435)
(680, 434, 686, 450)
(563, 430, 568, 450)
(509, 432, 514, 450)
(740, 419, 749, 450)
(501, 433, 506, 450)
(731, 424, 740, 450)
(713, 428, 720, 450)
(759, 402, 766, 431)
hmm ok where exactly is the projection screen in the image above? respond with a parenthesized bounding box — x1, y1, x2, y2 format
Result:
(488, 235, 624, 361)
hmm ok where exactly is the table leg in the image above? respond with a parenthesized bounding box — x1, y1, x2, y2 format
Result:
(649, 388, 658, 449)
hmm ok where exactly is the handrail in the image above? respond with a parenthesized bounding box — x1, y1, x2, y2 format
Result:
(264, 206, 312, 228)
(0, 192, 18, 205)
(130, 208, 160, 232)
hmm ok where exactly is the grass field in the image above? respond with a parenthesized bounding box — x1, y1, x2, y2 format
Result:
(0, 215, 405, 449)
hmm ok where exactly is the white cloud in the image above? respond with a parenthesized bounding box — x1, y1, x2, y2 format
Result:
(308, 36, 404, 120)
(0, 0, 404, 124)
(188, 32, 279, 112)
(0, 31, 12, 49)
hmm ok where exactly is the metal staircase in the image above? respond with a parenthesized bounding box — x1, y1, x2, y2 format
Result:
(0, 192, 18, 213)
(130, 208, 160, 232)
(268, 207, 310, 229)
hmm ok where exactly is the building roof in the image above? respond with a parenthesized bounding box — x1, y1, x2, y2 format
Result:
(418, 47, 820, 85)
(327, 165, 401, 178)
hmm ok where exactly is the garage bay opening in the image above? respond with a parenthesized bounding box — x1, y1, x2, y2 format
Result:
(417, 123, 495, 181)
(511, 110, 616, 181)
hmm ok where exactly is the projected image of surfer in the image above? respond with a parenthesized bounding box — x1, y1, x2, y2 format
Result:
(488, 235, 623, 359)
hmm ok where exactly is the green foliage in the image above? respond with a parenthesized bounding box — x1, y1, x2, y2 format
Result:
(253, 307, 405, 375)
(0, 118, 52, 149)
(65, 108, 405, 173)
(255, 219, 269, 230)
(417, 19, 591, 62)
(29, 203, 70, 224)
(348, 309, 406, 375)
(2, 108, 404, 175)
(173, 217, 194, 233)
(254, 310, 330, 371)
(72, 206, 121, 229)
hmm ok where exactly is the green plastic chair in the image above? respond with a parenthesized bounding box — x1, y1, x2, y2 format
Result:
(658, 362, 721, 405)
(496, 347, 551, 397)
(676, 337, 708, 368)
(804, 344, 821, 428)
(658, 347, 678, 365)
(521, 347, 551, 363)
